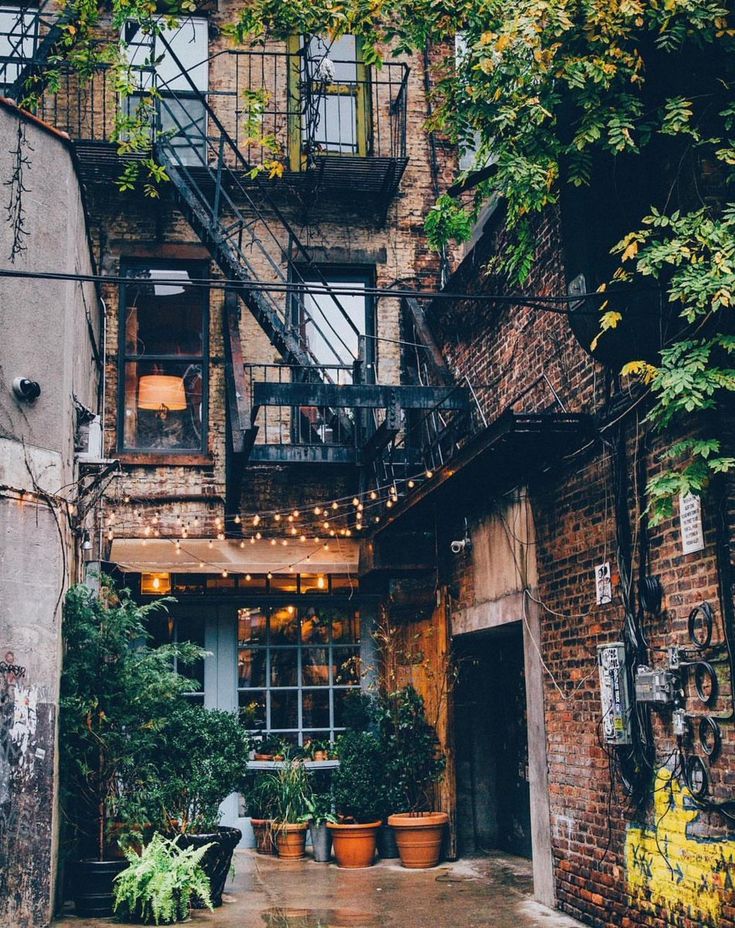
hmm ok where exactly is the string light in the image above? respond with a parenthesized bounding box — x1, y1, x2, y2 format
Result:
(245, 573, 251, 581)
(234, 514, 241, 525)
(425, 469, 433, 478)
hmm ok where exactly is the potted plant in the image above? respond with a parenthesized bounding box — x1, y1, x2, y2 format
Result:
(305, 791, 336, 862)
(259, 759, 312, 859)
(380, 686, 448, 869)
(113, 833, 213, 925)
(60, 580, 204, 918)
(305, 738, 331, 762)
(246, 774, 277, 856)
(254, 733, 286, 761)
(134, 701, 250, 906)
(328, 730, 385, 868)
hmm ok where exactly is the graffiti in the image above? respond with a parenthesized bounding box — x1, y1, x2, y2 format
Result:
(626, 768, 735, 926)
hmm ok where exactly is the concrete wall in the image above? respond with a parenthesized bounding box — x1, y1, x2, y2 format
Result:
(0, 101, 101, 928)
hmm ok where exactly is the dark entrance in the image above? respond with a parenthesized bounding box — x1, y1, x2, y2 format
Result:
(453, 624, 532, 858)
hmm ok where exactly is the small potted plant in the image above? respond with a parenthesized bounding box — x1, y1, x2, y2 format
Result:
(260, 759, 312, 859)
(306, 738, 331, 762)
(305, 791, 336, 862)
(246, 774, 277, 856)
(113, 833, 213, 925)
(136, 702, 250, 906)
(60, 580, 205, 918)
(381, 686, 448, 869)
(254, 733, 286, 761)
(328, 730, 385, 868)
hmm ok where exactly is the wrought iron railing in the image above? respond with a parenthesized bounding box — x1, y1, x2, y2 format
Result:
(244, 363, 357, 447)
(28, 47, 408, 169)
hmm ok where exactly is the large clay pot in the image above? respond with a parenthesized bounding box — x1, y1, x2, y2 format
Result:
(327, 821, 381, 869)
(71, 858, 129, 918)
(275, 822, 308, 859)
(177, 826, 242, 906)
(251, 818, 277, 856)
(310, 821, 332, 862)
(388, 812, 448, 869)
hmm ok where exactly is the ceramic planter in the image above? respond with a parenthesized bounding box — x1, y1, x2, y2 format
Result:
(275, 822, 309, 859)
(71, 858, 129, 918)
(327, 821, 381, 868)
(388, 812, 449, 869)
(251, 818, 277, 856)
(309, 821, 332, 862)
(177, 826, 242, 906)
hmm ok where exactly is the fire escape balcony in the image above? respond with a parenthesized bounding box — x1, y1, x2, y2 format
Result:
(18, 45, 408, 208)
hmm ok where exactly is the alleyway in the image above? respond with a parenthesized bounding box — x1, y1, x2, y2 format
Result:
(56, 851, 585, 928)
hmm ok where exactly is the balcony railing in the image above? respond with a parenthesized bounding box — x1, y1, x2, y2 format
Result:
(29, 48, 408, 176)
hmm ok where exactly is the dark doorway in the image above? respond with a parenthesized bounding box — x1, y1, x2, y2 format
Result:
(453, 624, 532, 858)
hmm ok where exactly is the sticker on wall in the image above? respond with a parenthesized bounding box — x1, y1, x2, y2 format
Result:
(595, 562, 612, 605)
(679, 492, 705, 555)
(625, 768, 735, 926)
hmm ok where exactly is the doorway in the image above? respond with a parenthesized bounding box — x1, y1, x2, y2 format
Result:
(453, 624, 532, 858)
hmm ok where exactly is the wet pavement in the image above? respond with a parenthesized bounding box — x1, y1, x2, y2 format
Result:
(56, 850, 586, 928)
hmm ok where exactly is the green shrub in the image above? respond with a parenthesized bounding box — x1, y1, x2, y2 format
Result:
(113, 832, 213, 925)
(332, 730, 385, 823)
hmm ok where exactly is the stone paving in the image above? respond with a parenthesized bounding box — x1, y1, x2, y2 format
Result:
(56, 850, 587, 928)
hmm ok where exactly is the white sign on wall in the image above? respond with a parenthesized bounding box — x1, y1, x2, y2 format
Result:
(595, 562, 612, 605)
(679, 492, 705, 555)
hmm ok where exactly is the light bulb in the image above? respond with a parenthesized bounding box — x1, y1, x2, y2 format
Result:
(240, 540, 245, 548)
(253, 515, 260, 526)
(314, 507, 321, 515)
(234, 515, 241, 524)
(222, 570, 228, 578)
(408, 480, 415, 488)
(317, 576, 326, 589)
(352, 497, 359, 507)
(332, 501, 338, 511)
(275, 514, 281, 522)
(369, 490, 377, 500)
(245, 573, 251, 581)
(267, 572, 272, 580)
(292, 510, 300, 518)
(425, 469, 433, 478)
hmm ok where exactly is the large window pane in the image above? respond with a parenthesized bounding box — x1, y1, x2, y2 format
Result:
(300, 606, 330, 644)
(124, 272, 203, 356)
(271, 691, 299, 729)
(302, 690, 330, 729)
(270, 650, 298, 687)
(270, 607, 299, 644)
(123, 360, 203, 450)
(302, 282, 366, 370)
(238, 607, 266, 645)
(239, 691, 266, 730)
(238, 649, 267, 688)
(302, 648, 332, 686)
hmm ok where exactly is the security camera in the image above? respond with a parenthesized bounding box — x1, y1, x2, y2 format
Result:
(451, 539, 468, 555)
(12, 377, 41, 402)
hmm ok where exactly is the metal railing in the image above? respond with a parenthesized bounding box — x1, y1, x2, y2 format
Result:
(245, 363, 357, 447)
(28, 47, 408, 169)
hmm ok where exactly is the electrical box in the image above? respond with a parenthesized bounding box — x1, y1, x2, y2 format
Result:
(598, 642, 633, 745)
(634, 667, 678, 706)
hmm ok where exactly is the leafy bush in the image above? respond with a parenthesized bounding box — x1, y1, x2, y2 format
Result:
(113, 832, 213, 925)
(132, 702, 251, 835)
(332, 730, 385, 823)
(60, 579, 204, 859)
(376, 686, 445, 813)
(257, 758, 312, 825)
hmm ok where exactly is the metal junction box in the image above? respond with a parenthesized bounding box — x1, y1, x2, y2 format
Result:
(634, 667, 678, 706)
(598, 642, 633, 745)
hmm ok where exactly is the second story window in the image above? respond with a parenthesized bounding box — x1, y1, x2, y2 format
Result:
(119, 263, 208, 453)
(122, 17, 208, 166)
(0, 5, 38, 90)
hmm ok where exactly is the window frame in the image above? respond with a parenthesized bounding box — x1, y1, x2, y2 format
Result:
(287, 34, 372, 172)
(117, 259, 210, 455)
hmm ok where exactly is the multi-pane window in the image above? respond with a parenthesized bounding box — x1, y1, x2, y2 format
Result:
(237, 605, 361, 745)
(149, 612, 206, 703)
(0, 5, 38, 90)
(119, 264, 208, 452)
(122, 17, 208, 166)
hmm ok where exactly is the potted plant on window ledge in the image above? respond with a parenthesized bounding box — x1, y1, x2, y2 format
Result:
(381, 686, 447, 869)
(136, 701, 251, 906)
(60, 580, 205, 918)
(328, 730, 385, 868)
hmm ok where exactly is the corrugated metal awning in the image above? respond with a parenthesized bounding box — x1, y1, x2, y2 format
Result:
(109, 538, 359, 574)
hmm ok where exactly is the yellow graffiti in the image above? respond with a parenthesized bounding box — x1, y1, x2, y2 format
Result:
(625, 768, 735, 926)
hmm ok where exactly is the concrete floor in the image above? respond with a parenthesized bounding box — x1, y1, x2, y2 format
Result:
(56, 850, 586, 928)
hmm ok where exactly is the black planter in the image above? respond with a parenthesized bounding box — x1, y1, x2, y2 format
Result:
(376, 823, 399, 859)
(177, 826, 241, 907)
(71, 858, 129, 918)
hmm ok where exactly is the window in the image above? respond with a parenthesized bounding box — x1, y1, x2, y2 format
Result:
(288, 34, 371, 170)
(296, 267, 375, 374)
(0, 5, 38, 89)
(122, 17, 208, 166)
(237, 604, 361, 744)
(119, 264, 208, 452)
(149, 611, 206, 703)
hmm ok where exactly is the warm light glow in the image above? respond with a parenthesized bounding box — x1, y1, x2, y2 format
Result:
(267, 572, 273, 580)
(352, 497, 359, 507)
(253, 515, 260, 526)
(275, 514, 281, 522)
(408, 480, 415, 488)
(292, 510, 300, 518)
(425, 469, 433, 478)
(234, 515, 241, 524)
(138, 374, 187, 412)
(317, 575, 326, 589)
(255, 532, 262, 540)
(314, 507, 321, 515)
(369, 490, 377, 500)
(141, 572, 171, 595)
(245, 574, 252, 581)
(331, 502, 338, 510)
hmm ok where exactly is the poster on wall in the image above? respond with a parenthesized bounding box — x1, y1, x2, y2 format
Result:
(679, 492, 705, 555)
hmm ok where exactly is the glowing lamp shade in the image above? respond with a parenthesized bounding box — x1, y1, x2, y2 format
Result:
(138, 374, 187, 412)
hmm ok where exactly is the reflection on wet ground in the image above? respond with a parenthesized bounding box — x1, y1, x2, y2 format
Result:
(56, 850, 585, 928)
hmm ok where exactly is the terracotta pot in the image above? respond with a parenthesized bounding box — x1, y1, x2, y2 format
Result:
(275, 822, 308, 860)
(254, 753, 274, 761)
(251, 819, 277, 856)
(327, 821, 381, 868)
(313, 751, 328, 762)
(388, 812, 449, 869)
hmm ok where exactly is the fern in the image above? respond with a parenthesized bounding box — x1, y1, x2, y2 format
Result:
(113, 833, 213, 925)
